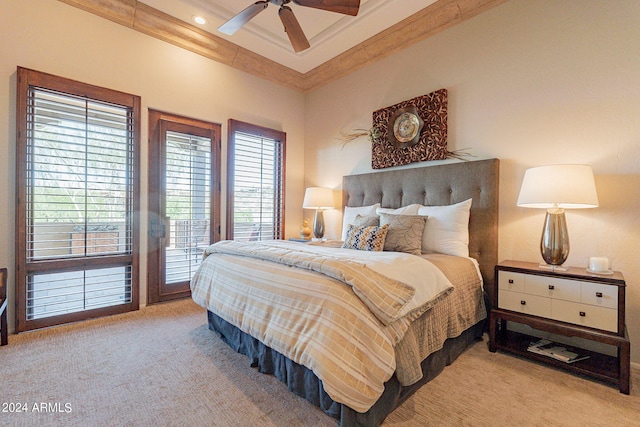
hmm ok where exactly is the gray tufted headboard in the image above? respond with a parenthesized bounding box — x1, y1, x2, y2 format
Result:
(342, 158, 499, 305)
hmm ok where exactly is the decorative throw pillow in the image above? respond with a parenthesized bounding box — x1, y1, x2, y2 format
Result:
(417, 198, 472, 257)
(353, 214, 380, 227)
(378, 213, 427, 255)
(341, 203, 381, 241)
(342, 224, 389, 252)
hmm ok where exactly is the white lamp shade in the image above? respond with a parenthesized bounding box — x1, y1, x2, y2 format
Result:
(517, 164, 599, 209)
(302, 187, 334, 209)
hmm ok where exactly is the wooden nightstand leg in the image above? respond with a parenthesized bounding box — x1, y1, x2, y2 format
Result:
(489, 311, 497, 352)
(619, 330, 631, 394)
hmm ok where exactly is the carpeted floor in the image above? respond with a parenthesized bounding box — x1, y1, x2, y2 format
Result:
(0, 299, 638, 427)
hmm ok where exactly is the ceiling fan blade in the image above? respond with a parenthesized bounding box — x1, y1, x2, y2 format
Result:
(218, 1, 269, 35)
(279, 6, 311, 53)
(293, 0, 360, 16)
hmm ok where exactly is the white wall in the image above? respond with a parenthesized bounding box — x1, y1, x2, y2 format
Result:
(305, 0, 640, 364)
(0, 0, 306, 325)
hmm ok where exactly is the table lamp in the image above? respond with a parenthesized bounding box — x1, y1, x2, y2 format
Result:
(517, 164, 599, 270)
(302, 187, 334, 239)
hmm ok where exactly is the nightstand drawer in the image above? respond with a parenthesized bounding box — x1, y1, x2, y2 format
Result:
(582, 281, 617, 309)
(498, 271, 524, 292)
(525, 275, 581, 302)
(498, 289, 551, 317)
(552, 299, 618, 332)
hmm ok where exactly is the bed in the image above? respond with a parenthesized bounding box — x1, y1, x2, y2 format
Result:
(191, 158, 499, 426)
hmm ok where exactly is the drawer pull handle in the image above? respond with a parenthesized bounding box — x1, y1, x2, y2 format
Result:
(548, 285, 555, 290)
(508, 279, 514, 284)
(520, 300, 526, 305)
(596, 292, 603, 298)
(579, 311, 586, 317)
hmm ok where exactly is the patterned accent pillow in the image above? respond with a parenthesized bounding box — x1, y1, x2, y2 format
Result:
(342, 224, 389, 252)
(341, 204, 380, 241)
(353, 214, 380, 227)
(378, 213, 427, 255)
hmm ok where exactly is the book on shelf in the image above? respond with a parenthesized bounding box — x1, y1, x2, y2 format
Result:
(527, 339, 590, 364)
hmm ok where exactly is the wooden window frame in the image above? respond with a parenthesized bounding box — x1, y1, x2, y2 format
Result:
(226, 119, 286, 240)
(15, 67, 141, 332)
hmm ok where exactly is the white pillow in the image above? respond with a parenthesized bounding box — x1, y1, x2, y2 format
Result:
(417, 199, 472, 257)
(376, 204, 421, 215)
(341, 203, 380, 241)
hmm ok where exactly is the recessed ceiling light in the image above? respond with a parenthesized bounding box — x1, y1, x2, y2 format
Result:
(193, 16, 206, 25)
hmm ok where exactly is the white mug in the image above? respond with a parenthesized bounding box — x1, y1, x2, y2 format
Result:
(588, 257, 609, 272)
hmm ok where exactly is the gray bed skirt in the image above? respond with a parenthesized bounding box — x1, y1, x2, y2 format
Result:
(207, 310, 484, 427)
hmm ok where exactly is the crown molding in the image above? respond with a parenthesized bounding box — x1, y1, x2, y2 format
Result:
(57, 0, 507, 93)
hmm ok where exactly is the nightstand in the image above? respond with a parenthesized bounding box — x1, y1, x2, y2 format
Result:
(489, 260, 630, 394)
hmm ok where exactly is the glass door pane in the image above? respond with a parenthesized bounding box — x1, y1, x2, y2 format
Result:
(164, 131, 211, 284)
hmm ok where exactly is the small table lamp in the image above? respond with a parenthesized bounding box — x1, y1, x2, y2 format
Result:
(517, 164, 599, 270)
(302, 187, 334, 239)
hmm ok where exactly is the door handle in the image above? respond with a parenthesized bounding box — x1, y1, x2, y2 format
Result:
(164, 216, 170, 247)
(150, 217, 167, 238)
(149, 219, 158, 238)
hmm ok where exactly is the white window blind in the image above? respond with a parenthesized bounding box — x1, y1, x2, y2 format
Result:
(165, 130, 211, 283)
(232, 130, 284, 241)
(24, 87, 134, 320)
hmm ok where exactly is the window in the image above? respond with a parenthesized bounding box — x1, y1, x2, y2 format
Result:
(227, 120, 285, 241)
(15, 67, 140, 332)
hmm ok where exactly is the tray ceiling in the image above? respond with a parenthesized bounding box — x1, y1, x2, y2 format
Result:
(59, 0, 507, 92)
(143, 0, 435, 74)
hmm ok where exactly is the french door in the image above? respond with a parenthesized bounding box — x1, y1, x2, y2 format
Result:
(147, 110, 221, 304)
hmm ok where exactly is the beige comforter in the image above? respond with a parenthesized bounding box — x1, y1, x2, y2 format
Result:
(191, 240, 482, 413)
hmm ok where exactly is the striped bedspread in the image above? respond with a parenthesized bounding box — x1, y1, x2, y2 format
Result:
(191, 240, 473, 413)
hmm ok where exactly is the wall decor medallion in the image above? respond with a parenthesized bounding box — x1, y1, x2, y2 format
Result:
(371, 88, 448, 169)
(388, 107, 424, 148)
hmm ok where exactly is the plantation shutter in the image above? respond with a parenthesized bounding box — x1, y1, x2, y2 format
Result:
(165, 130, 212, 282)
(26, 88, 134, 261)
(16, 67, 140, 332)
(228, 120, 285, 241)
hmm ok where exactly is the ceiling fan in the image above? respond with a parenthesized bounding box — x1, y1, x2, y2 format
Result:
(218, 0, 361, 53)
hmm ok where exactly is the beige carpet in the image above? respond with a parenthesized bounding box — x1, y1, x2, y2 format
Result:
(1, 299, 638, 427)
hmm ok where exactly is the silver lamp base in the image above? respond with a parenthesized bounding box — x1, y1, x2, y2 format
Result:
(313, 209, 325, 239)
(540, 208, 569, 269)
